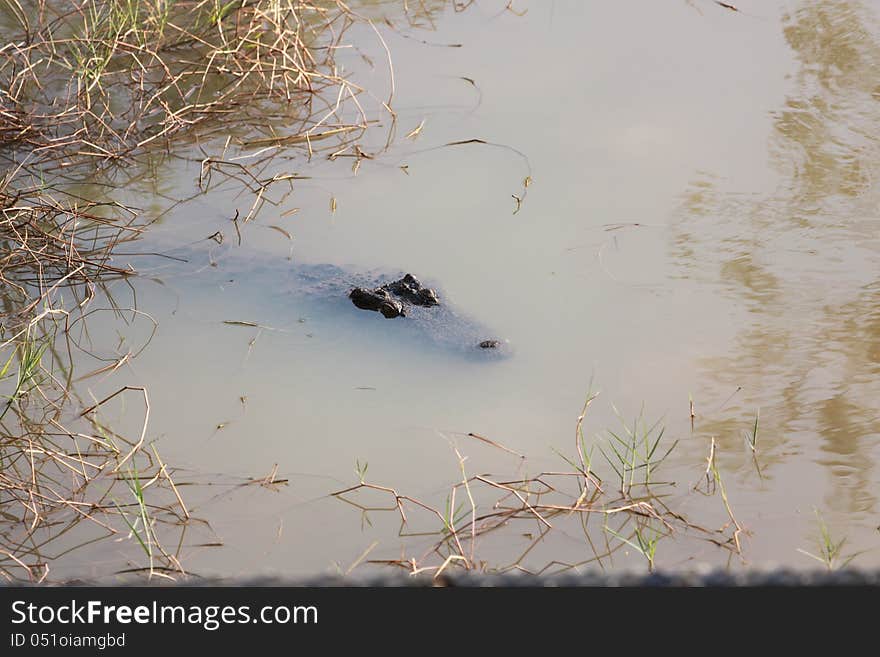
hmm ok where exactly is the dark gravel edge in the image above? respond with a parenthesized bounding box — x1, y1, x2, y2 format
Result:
(6, 568, 880, 587)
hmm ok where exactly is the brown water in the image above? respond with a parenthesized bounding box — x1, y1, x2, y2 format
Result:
(51, 0, 880, 578)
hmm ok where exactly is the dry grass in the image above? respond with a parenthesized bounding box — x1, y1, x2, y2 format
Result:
(333, 394, 747, 578)
(1, 1, 386, 166)
(0, 0, 420, 582)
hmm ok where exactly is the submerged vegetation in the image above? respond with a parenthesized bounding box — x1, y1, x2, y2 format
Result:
(1, 1, 876, 582)
(332, 393, 752, 577)
(333, 387, 877, 576)
(0, 0, 419, 581)
(2, 0, 385, 165)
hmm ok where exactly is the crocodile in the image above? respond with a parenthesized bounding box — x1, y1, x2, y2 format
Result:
(126, 240, 510, 359)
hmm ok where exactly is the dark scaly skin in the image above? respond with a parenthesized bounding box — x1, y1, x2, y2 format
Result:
(349, 287, 405, 318)
(347, 274, 499, 350)
(348, 274, 438, 317)
(382, 274, 440, 307)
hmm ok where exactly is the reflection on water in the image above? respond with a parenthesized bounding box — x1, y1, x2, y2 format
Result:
(14, 0, 880, 578)
(777, 1, 880, 205)
(672, 1, 880, 523)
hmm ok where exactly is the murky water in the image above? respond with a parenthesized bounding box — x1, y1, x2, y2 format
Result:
(45, 0, 880, 578)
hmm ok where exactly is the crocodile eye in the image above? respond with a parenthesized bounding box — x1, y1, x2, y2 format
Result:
(380, 302, 404, 318)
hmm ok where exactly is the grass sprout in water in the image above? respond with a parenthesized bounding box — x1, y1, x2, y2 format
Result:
(598, 405, 678, 496)
(796, 509, 870, 572)
(332, 393, 748, 578)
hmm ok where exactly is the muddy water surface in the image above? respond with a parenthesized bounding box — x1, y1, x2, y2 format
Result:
(58, 0, 880, 578)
